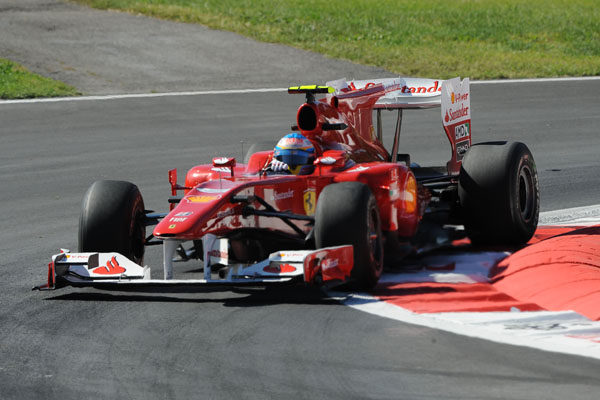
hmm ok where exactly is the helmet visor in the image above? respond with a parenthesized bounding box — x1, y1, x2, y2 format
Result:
(275, 149, 313, 168)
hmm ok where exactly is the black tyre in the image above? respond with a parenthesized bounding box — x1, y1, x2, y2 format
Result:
(459, 141, 539, 244)
(244, 141, 275, 164)
(314, 182, 384, 289)
(79, 180, 146, 264)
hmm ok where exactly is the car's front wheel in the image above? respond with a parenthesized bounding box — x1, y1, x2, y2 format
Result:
(314, 182, 383, 289)
(79, 180, 146, 264)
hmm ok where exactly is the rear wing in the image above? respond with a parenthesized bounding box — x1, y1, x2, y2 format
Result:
(326, 77, 442, 109)
(288, 76, 470, 174)
(326, 76, 471, 174)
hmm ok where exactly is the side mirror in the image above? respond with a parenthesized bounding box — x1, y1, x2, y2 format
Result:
(397, 154, 410, 167)
(212, 157, 237, 177)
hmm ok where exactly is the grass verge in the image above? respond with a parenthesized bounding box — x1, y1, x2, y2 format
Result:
(0, 58, 79, 99)
(72, 0, 600, 79)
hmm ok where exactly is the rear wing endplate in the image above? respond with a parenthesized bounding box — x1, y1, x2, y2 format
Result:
(441, 77, 471, 175)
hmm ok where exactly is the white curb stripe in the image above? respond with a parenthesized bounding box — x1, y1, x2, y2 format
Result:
(539, 204, 600, 226)
(1, 76, 599, 105)
(333, 204, 600, 360)
(337, 294, 600, 360)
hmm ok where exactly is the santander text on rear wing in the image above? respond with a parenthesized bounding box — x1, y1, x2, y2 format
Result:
(326, 77, 443, 109)
(326, 76, 471, 174)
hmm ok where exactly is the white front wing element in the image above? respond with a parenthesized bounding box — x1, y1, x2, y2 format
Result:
(54, 251, 150, 282)
(37, 240, 352, 290)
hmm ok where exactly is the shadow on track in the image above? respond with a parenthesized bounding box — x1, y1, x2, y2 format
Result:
(43, 285, 344, 307)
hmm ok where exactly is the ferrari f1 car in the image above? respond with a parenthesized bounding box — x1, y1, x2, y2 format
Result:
(36, 77, 539, 291)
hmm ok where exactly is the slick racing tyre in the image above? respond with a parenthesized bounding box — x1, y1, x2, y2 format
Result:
(79, 180, 146, 265)
(314, 182, 384, 289)
(459, 141, 539, 245)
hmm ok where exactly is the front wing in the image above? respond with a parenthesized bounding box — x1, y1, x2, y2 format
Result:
(34, 241, 354, 291)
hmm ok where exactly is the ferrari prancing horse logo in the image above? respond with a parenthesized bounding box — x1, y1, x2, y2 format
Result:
(303, 189, 316, 216)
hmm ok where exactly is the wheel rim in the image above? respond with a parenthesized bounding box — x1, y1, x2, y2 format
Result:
(368, 207, 383, 269)
(518, 165, 535, 222)
(130, 211, 145, 264)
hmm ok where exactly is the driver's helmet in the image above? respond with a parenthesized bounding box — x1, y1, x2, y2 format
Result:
(274, 133, 315, 175)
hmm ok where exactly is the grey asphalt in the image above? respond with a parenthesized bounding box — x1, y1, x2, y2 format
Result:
(1, 81, 599, 400)
(0, 0, 393, 94)
(1, 1, 600, 399)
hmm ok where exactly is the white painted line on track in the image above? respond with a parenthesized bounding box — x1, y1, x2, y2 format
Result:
(1, 76, 599, 105)
(472, 76, 600, 84)
(333, 204, 600, 361)
(335, 294, 600, 360)
(539, 204, 600, 226)
(0, 87, 287, 105)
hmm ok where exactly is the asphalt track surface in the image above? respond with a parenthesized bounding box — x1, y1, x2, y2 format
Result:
(1, 80, 599, 399)
(2, 2, 600, 399)
(0, 0, 393, 94)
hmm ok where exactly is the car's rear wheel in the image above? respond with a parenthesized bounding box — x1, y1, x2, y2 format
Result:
(314, 182, 383, 289)
(79, 180, 146, 264)
(458, 141, 539, 244)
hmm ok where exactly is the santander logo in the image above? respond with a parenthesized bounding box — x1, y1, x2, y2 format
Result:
(392, 80, 442, 94)
(92, 256, 126, 275)
(347, 80, 442, 95)
(446, 104, 470, 122)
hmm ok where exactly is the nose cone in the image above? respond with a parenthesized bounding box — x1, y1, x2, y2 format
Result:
(154, 209, 196, 237)
(153, 193, 225, 238)
(153, 179, 245, 239)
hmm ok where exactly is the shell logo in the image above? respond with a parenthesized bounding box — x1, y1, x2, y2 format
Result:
(187, 195, 220, 203)
(403, 175, 418, 214)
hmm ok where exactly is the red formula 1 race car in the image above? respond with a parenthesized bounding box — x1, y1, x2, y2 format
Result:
(35, 77, 539, 291)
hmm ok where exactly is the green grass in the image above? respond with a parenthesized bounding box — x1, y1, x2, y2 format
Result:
(0, 58, 79, 99)
(73, 0, 600, 79)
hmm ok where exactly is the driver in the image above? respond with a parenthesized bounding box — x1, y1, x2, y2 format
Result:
(269, 133, 316, 175)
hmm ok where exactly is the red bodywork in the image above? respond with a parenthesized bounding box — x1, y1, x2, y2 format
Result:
(35, 78, 474, 292)
(153, 84, 428, 267)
